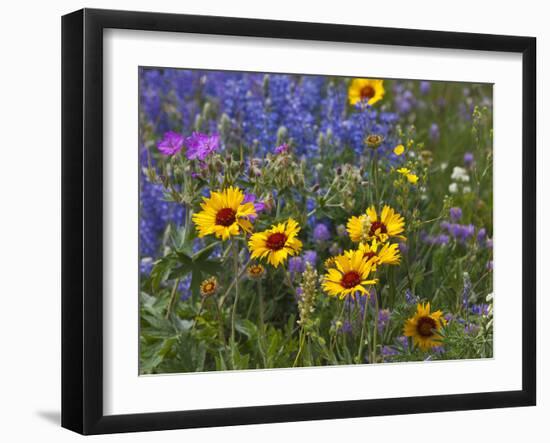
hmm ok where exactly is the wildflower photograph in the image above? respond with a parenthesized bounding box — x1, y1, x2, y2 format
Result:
(139, 68, 493, 374)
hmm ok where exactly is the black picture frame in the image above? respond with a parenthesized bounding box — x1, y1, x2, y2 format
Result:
(62, 8, 536, 435)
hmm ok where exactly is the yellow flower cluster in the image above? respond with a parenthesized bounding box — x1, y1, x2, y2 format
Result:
(192, 186, 303, 269)
(322, 205, 405, 300)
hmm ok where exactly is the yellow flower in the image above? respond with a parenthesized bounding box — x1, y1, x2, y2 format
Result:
(248, 218, 303, 268)
(396, 167, 419, 185)
(351, 240, 400, 270)
(393, 144, 405, 156)
(192, 186, 256, 241)
(199, 276, 219, 297)
(324, 256, 337, 269)
(246, 263, 266, 280)
(346, 206, 406, 243)
(322, 250, 378, 300)
(403, 302, 446, 351)
(348, 78, 385, 106)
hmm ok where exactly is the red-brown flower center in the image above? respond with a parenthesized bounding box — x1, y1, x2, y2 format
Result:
(341, 271, 361, 289)
(266, 232, 287, 250)
(215, 208, 236, 226)
(369, 221, 387, 236)
(360, 85, 375, 100)
(363, 251, 377, 261)
(417, 316, 437, 337)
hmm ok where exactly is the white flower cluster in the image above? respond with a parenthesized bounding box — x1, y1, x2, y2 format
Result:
(449, 166, 471, 194)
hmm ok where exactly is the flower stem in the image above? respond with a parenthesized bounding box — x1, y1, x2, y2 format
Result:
(357, 296, 369, 363)
(371, 289, 380, 364)
(164, 277, 181, 319)
(372, 151, 380, 203)
(257, 281, 268, 368)
(283, 268, 297, 298)
(230, 238, 240, 369)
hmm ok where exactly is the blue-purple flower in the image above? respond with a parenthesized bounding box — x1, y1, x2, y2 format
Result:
(313, 223, 330, 243)
(449, 207, 462, 222)
(429, 123, 440, 142)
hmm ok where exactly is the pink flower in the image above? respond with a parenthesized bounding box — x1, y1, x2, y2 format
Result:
(186, 133, 220, 161)
(157, 131, 184, 156)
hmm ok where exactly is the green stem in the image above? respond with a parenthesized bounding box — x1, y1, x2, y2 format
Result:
(217, 255, 252, 309)
(283, 268, 297, 298)
(293, 328, 307, 367)
(371, 289, 380, 364)
(230, 238, 240, 369)
(190, 297, 206, 332)
(372, 151, 380, 203)
(357, 296, 369, 364)
(257, 281, 268, 368)
(164, 277, 181, 319)
(214, 298, 226, 345)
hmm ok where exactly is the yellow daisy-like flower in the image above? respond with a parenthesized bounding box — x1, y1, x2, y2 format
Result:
(351, 240, 400, 269)
(248, 218, 303, 268)
(322, 250, 378, 300)
(246, 263, 266, 280)
(346, 205, 406, 243)
(199, 276, 219, 297)
(324, 256, 337, 269)
(348, 78, 385, 106)
(394, 144, 405, 156)
(192, 186, 256, 241)
(403, 302, 446, 351)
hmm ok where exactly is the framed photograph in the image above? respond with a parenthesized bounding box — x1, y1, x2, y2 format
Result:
(62, 8, 536, 435)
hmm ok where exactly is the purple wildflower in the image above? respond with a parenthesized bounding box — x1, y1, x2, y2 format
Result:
(487, 260, 494, 271)
(243, 193, 266, 220)
(471, 304, 489, 316)
(464, 324, 480, 335)
(444, 313, 455, 324)
(396, 335, 409, 350)
(381, 346, 399, 360)
(477, 228, 487, 246)
(157, 131, 184, 155)
(448, 223, 475, 243)
(288, 256, 305, 275)
(313, 223, 330, 242)
(341, 320, 353, 334)
(405, 289, 419, 305)
(449, 207, 462, 222)
(429, 123, 440, 142)
(378, 309, 391, 333)
(464, 152, 475, 167)
(440, 221, 451, 231)
(419, 81, 431, 95)
(303, 250, 317, 266)
(186, 132, 220, 161)
(274, 143, 289, 154)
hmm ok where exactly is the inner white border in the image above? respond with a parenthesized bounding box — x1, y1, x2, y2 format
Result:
(103, 29, 522, 415)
